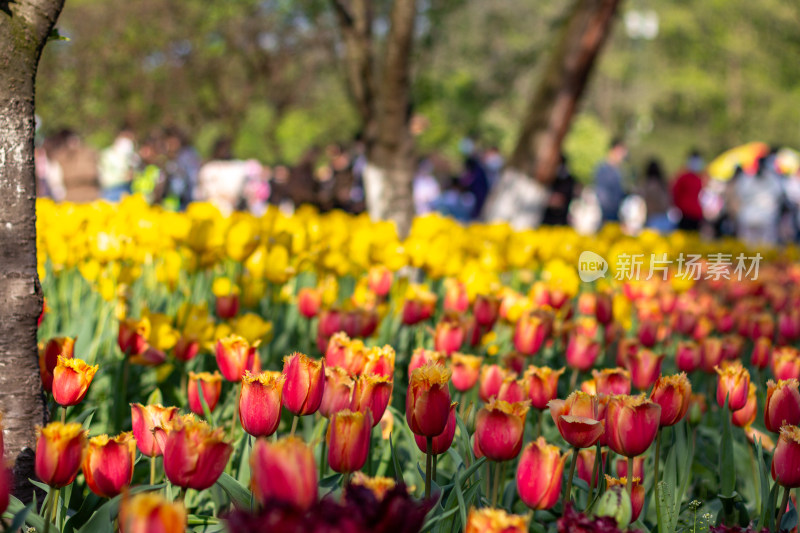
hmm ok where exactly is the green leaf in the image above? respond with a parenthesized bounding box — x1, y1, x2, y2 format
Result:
(215, 472, 252, 509)
(29, 478, 51, 494)
(5, 495, 50, 532)
(4, 501, 34, 533)
(197, 380, 214, 422)
(453, 469, 468, 531)
(63, 492, 102, 533)
(47, 27, 70, 42)
(147, 387, 164, 406)
(389, 432, 404, 485)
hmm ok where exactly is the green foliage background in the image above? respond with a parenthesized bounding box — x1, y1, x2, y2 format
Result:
(36, 0, 800, 180)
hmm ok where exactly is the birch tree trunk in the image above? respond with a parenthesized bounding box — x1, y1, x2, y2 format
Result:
(484, 0, 621, 228)
(0, 0, 65, 498)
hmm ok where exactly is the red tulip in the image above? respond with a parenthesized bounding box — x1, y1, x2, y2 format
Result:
(239, 370, 284, 437)
(163, 417, 232, 490)
(282, 352, 325, 416)
(350, 374, 393, 426)
(626, 349, 664, 391)
(318, 308, 343, 338)
(319, 366, 354, 418)
(414, 402, 458, 455)
(118, 318, 149, 356)
(615, 456, 644, 482)
(765, 379, 800, 433)
(434, 317, 465, 355)
(250, 436, 317, 510)
(327, 410, 372, 473)
(39, 337, 76, 392)
(676, 341, 701, 373)
(82, 432, 136, 498)
(215, 335, 260, 382)
(700, 337, 724, 374)
(325, 333, 367, 376)
(595, 291, 614, 325)
(297, 288, 322, 319)
(187, 371, 223, 415)
(576, 447, 607, 488)
(732, 384, 758, 428)
(715, 360, 750, 411)
(362, 345, 396, 378)
(548, 391, 605, 449)
(449, 353, 483, 392)
(409, 348, 447, 378)
(514, 313, 547, 356)
(173, 336, 200, 362)
(367, 265, 393, 297)
(751, 336, 772, 370)
(130, 403, 178, 457)
(475, 399, 529, 461)
(52, 356, 99, 407)
(406, 364, 452, 437)
(592, 368, 631, 396)
(215, 294, 239, 319)
(604, 394, 661, 457)
(474, 294, 500, 327)
(516, 437, 567, 510)
(0, 465, 9, 516)
(479, 364, 512, 402)
(497, 377, 529, 404)
(35, 422, 88, 488)
(566, 333, 600, 372)
(637, 319, 659, 348)
(444, 279, 469, 314)
(650, 373, 692, 427)
(525, 366, 565, 410)
(616, 337, 639, 367)
(401, 286, 436, 325)
(773, 347, 800, 381)
(772, 426, 800, 488)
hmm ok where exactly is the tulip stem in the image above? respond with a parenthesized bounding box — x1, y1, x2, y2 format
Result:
(654, 429, 662, 522)
(229, 388, 240, 441)
(432, 454, 438, 485)
(150, 454, 157, 485)
(564, 447, 578, 504)
(777, 485, 791, 531)
(491, 461, 502, 506)
(61, 406, 66, 425)
(320, 421, 329, 478)
(626, 456, 633, 496)
(537, 410, 544, 438)
(425, 437, 433, 499)
(45, 487, 59, 533)
(290, 415, 299, 437)
(569, 368, 579, 391)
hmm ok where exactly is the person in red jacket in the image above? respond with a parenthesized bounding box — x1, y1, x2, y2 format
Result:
(671, 151, 705, 231)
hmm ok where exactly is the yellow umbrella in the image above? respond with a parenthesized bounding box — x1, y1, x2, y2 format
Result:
(707, 142, 769, 181)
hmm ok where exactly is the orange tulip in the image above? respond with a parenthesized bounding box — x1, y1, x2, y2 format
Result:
(773, 347, 800, 381)
(548, 391, 605, 449)
(250, 436, 317, 510)
(650, 373, 692, 427)
(319, 366, 354, 418)
(163, 417, 232, 490)
(765, 379, 800, 433)
(497, 377, 529, 404)
(82, 432, 136, 498)
(239, 370, 284, 437)
(406, 364, 452, 437)
(604, 395, 661, 457)
(349, 472, 398, 500)
(450, 353, 483, 392)
(297, 287, 322, 319)
(362, 345, 396, 378)
(367, 265, 393, 296)
(566, 333, 601, 372)
(35, 422, 88, 487)
(772, 426, 800, 488)
(327, 410, 372, 473)
(325, 333, 366, 376)
(215, 335, 260, 382)
(516, 437, 567, 510)
(751, 336, 772, 370)
(40, 337, 76, 392)
(444, 279, 469, 314)
(514, 312, 547, 356)
(52, 356, 98, 407)
(434, 316, 465, 355)
(282, 352, 325, 416)
(409, 348, 447, 378)
(732, 384, 758, 428)
(350, 374, 393, 427)
(715, 360, 750, 411)
(119, 492, 186, 533)
(187, 371, 223, 415)
(465, 508, 529, 533)
(525, 366, 565, 411)
(700, 337, 724, 374)
(130, 403, 179, 457)
(475, 399, 529, 462)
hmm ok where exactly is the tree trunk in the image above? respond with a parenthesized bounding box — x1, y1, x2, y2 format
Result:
(331, 0, 417, 237)
(485, 0, 621, 228)
(0, 0, 65, 499)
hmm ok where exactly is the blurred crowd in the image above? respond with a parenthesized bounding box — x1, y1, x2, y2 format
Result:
(35, 128, 800, 246)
